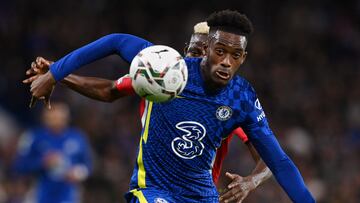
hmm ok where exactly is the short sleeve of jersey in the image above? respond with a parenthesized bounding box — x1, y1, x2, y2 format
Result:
(115, 74, 135, 95)
(231, 128, 248, 143)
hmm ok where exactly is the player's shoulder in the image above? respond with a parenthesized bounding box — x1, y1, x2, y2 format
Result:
(221, 75, 259, 110)
(230, 74, 256, 95)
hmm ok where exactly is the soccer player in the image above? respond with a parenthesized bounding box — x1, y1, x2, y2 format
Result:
(13, 101, 92, 203)
(26, 10, 315, 202)
(25, 21, 272, 202)
(185, 22, 272, 190)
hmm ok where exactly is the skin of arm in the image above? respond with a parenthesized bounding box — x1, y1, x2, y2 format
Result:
(61, 75, 122, 102)
(245, 142, 272, 188)
(24, 57, 133, 103)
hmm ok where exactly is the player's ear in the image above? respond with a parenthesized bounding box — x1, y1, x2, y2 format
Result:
(202, 42, 208, 56)
(183, 43, 189, 56)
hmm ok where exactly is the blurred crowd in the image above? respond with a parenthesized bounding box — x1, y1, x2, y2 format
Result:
(0, 0, 359, 202)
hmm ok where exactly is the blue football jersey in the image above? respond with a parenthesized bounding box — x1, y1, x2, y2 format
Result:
(128, 57, 265, 201)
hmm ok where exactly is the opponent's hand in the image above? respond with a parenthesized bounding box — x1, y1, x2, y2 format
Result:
(23, 56, 53, 84)
(24, 57, 54, 108)
(219, 172, 256, 203)
(30, 71, 56, 109)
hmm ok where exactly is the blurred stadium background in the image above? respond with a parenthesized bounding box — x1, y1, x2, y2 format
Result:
(0, 0, 359, 202)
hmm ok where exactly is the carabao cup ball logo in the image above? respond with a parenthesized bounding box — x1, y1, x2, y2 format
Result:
(216, 106, 233, 121)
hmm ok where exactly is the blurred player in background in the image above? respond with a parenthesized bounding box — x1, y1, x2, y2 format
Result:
(25, 10, 314, 201)
(25, 22, 272, 202)
(13, 101, 92, 203)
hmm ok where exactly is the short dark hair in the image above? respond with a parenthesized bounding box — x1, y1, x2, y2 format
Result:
(206, 10, 254, 37)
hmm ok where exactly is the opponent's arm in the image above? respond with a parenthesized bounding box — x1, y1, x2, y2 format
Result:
(245, 142, 272, 186)
(28, 34, 152, 101)
(24, 57, 135, 103)
(244, 142, 272, 189)
(61, 75, 123, 102)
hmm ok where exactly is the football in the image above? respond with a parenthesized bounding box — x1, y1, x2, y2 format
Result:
(129, 45, 188, 102)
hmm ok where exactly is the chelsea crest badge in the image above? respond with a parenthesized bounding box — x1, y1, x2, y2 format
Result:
(216, 106, 233, 121)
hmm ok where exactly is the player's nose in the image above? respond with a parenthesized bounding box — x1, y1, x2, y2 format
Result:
(220, 55, 231, 68)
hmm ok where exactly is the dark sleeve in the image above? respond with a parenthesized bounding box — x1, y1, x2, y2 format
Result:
(241, 86, 315, 203)
(50, 33, 153, 81)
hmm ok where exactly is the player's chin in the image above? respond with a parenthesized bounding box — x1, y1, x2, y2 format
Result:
(211, 76, 230, 87)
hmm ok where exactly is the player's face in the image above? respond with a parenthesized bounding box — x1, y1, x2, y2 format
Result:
(184, 33, 207, 58)
(42, 102, 70, 133)
(203, 30, 247, 87)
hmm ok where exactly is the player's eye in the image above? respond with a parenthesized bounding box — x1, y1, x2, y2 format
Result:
(232, 52, 242, 59)
(191, 51, 201, 57)
(187, 48, 202, 57)
(215, 48, 224, 56)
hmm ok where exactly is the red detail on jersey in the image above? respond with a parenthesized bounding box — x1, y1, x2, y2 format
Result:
(115, 76, 136, 95)
(233, 127, 248, 143)
(212, 128, 249, 184)
(139, 99, 145, 118)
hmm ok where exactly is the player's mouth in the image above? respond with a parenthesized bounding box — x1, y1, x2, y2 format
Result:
(215, 70, 230, 80)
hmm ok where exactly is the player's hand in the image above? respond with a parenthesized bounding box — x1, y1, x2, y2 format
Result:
(24, 57, 54, 108)
(24, 56, 53, 82)
(43, 151, 62, 169)
(30, 71, 56, 109)
(219, 172, 256, 203)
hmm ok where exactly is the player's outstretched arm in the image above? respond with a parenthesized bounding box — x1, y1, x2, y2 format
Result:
(24, 57, 135, 103)
(242, 88, 315, 202)
(248, 126, 315, 202)
(28, 34, 152, 103)
(245, 122, 314, 202)
(62, 75, 127, 102)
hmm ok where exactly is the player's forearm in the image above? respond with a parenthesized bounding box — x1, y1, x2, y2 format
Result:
(246, 142, 260, 162)
(61, 74, 120, 102)
(246, 142, 272, 187)
(249, 160, 272, 188)
(272, 156, 315, 202)
(246, 121, 315, 202)
(49, 34, 152, 81)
